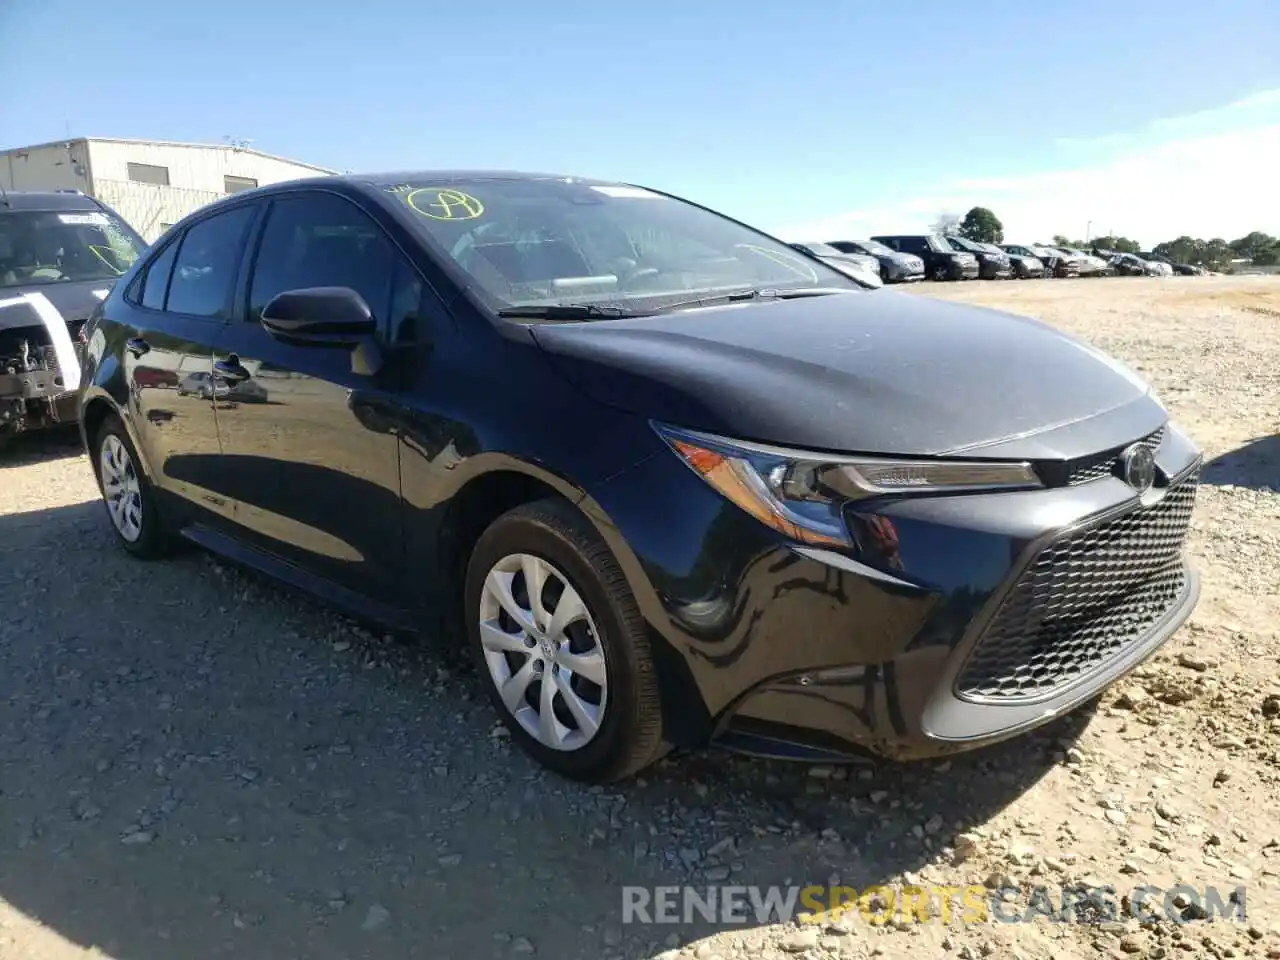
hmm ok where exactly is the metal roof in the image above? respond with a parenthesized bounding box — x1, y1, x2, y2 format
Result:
(0, 137, 337, 174)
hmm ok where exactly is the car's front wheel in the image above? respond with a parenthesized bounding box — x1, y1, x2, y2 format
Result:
(464, 499, 666, 783)
(93, 413, 172, 559)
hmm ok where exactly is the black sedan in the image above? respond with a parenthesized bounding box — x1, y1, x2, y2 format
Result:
(826, 239, 925, 283)
(871, 234, 980, 281)
(990, 244, 1045, 279)
(79, 171, 1201, 782)
(1003, 244, 1079, 278)
(944, 235, 1013, 279)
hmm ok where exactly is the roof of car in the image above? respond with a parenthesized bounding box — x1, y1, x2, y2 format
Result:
(350, 170, 624, 188)
(0, 189, 105, 212)
(190, 170, 648, 209)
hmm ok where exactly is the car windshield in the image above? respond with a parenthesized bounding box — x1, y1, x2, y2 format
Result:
(0, 208, 145, 289)
(945, 236, 981, 253)
(851, 239, 893, 256)
(979, 242, 1004, 254)
(930, 235, 956, 252)
(381, 178, 860, 316)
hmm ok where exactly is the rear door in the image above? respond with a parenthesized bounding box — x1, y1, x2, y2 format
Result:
(210, 189, 420, 603)
(119, 203, 260, 523)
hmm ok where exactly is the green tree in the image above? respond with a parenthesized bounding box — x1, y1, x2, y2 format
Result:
(1089, 235, 1141, 254)
(1202, 238, 1233, 268)
(1228, 231, 1277, 260)
(1153, 236, 1204, 264)
(958, 207, 1004, 243)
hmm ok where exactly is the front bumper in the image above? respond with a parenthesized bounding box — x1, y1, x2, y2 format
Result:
(1, 366, 80, 435)
(950, 261, 982, 280)
(885, 262, 925, 283)
(979, 260, 1013, 280)
(594, 420, 1202, 762)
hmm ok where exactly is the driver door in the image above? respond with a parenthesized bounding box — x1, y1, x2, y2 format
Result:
(211, 190, 422, 604)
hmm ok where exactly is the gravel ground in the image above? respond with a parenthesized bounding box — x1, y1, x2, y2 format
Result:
(1, 276, 1277, 960)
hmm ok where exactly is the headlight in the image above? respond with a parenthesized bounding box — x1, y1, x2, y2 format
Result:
(655, 425, 1043, 548)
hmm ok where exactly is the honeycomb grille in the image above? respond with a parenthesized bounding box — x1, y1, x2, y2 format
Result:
(956, 472, 1198, 701)
(1066, 427, 1165, 486)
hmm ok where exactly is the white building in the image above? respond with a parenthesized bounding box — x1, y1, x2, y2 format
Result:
(0, 138, 336, 241)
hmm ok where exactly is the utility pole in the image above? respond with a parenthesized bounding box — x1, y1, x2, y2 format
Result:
(1085, 221, 1092, 243)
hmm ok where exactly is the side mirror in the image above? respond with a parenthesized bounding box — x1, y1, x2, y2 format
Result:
(260, 287, 383, 375)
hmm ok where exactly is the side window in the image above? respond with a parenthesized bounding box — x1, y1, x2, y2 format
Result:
(248, 193, 412, 338)
(139, 239, 179, 310)
(166, 206, 256, 318)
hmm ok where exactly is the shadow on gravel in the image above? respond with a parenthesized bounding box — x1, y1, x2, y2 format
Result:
(1202, 434, 1280, 492)
(0, 500, 1088, 960)
(0, 425, 84, 468)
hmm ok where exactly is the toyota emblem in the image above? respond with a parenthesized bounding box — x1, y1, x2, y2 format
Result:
(1119, 443, 1156, 494)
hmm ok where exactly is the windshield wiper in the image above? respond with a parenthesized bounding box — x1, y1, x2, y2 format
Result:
(496, 303, 648, 321)
(652, 287, 854, 314)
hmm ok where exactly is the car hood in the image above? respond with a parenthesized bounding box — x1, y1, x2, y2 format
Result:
(0, 278, 112, 332)
(531, 291, 1163, 459)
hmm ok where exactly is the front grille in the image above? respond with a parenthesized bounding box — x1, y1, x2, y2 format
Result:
(956, 472, 1198, 701)
(1065, 427, 1165, 486)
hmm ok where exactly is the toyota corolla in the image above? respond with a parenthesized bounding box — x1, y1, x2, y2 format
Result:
(78, 171, 1201, 783)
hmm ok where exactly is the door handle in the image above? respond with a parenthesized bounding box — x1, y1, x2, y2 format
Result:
(213, 358, 250, 383)
(125, 337, 150, 357)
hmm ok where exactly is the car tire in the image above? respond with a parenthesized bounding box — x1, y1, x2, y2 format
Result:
(92, 413, 173, 559)
(931, 264, 948, 282)
(464, 498, 667, 783)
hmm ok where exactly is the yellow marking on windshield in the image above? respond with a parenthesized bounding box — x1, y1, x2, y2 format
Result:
(87, 245, 127, 275)
(737, 243, 819, 281)
(406, 188, 485, 221)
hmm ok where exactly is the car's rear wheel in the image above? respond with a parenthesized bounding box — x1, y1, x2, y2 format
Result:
(464, 499, 666, 783)
(93, 413, 172, 559)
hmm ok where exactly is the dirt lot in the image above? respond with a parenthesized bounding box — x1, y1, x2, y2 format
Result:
(1, 276, 1277, 960)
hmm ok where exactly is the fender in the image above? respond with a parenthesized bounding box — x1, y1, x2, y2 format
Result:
(78, 384, 158, 484)
(424, 448, 666, 614)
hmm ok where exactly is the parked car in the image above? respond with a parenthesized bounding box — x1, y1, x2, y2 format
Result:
(871, 234, 980, 281)
(1043, 245, 1097, 277)
(1105, 252, 1157, 276)
(826, 239, 925, 283)
(1, 190, 147, 447)
(993, 245, 1064, 280)
(178, 369, 270, 403)
(942, 235, 1012, 279)
(1053, 248, 1111, 278)
(79, 171, 1201, 783)
(988, 244, 1044, 279)
(1002, 244, 1077, 278)
(788, 242, 883, 288)
(1139, 253, 1200, 276)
